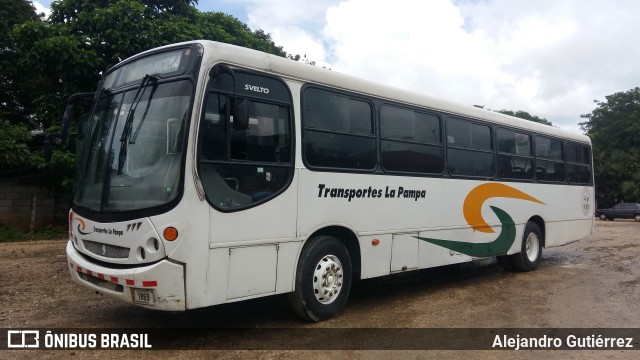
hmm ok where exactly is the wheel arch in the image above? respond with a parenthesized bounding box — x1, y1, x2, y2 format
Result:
(527, 215, 546, 248)
(303, 225, 362, 281)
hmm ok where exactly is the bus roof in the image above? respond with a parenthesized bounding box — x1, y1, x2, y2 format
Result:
(139, 40, 591, 144)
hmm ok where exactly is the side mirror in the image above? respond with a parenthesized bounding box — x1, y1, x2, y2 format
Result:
(233, 99, 249, 130)
(60, 92, 95, 148)
(44, 92, 94, 163)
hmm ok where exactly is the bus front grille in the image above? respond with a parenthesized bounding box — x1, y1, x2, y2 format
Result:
(83, 240, 130, 259)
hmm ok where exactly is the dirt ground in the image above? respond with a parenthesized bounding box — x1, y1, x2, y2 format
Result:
(1, 220, 639, 359)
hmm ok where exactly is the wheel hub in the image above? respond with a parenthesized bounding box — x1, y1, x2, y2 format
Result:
(525, 233, 540, 262)
(313, 255, 343, 304)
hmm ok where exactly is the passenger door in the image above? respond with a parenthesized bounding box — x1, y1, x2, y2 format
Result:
(198, 68, 298, 301)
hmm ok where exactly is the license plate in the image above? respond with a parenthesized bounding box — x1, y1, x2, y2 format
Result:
(134, 289, 154, 305)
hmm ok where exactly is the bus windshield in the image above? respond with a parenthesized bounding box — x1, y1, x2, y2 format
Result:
(74, 72, 194, 212)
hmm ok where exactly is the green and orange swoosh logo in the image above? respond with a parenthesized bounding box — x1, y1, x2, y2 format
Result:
(416, 183, 545, 257)
(76, 217, 91, 235)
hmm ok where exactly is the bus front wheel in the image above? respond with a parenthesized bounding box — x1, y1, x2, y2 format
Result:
(511, 222, 543, 272)
(288, 235, 352, 322)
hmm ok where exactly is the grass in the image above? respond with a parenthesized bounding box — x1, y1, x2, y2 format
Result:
(0, 224, 68, 242)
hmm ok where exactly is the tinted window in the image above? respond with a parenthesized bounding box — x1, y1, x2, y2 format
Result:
(448, 149, 495, 177)
(447, 118, 492, 151)
(567, 164, 591, 184)
(536, 136, 563, 160)
(200, 97, 291, 163)
(380, 105, 443, 174)
(496, 128, 533, 180)
(498, 155, 534, 180)
(565, 142, 591, 184)
(381, 141, 444, 174)
(536, 160, 566, 182)
(304, 131, 376, 169)
(497, 128, 531, 156)
(199, 72, 294, 211)
(304, 89, 373, 135)
(303, 88, 375, 170)
(381, 106, 440, 144)
(565, 142, 590, 164)
(446, 118, 494, 177)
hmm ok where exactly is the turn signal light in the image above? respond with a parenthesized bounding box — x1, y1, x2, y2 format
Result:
(163, 227, 179, 241)
(372, 239, 380, 246)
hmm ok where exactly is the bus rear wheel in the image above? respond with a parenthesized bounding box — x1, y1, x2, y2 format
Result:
(288, 235, 352, 322)
(511, 222, 543, 272)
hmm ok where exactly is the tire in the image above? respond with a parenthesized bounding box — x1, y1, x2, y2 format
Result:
(599, 213, 607, 221)
(288, 235, 352, 322)
(634, 214, 640, 222)
(496, 255, 513, 271)
(510, 222, 543, 272)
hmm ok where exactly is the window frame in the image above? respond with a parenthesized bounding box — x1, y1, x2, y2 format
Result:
(379, 103, 444, 176)
(565, 141, 592, 185)
(197, 67, 296, 212)
(495, 127, 535, 181)
(534, 135, 566, 183)
(301, 85, 377, 173)
(445, 116, 495, 179)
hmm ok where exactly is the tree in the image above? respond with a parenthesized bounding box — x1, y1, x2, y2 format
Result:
(1, 0, 286, 186)
(496, 109, 553, 126)
(0, 0, 40, 126)
(579, 87, 640, 205)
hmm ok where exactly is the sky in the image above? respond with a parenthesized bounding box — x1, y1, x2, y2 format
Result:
(32, 0, 640, 134)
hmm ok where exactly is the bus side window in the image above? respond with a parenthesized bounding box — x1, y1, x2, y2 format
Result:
(535, 136, 565, 182)
(303, 88, 376, 171)
(446, 118, 494, 178)
(566, 142, 592, 184)
(497, 128, 533, 180)
(198, 87, 294, 210)
(380, 105, 444, 174)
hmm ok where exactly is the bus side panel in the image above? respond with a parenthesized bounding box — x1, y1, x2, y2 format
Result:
(545, 219, 593, 248)
(417, 228, 473, 269)
(358, 234, 392, 279)
(205, 241, 301, 305)
(534, 185, 594, 248)
(390, 233, 419, 272)
(226, 245, 278, 299)
(298, 168, 593, 279)
(206, 248, 229, 305)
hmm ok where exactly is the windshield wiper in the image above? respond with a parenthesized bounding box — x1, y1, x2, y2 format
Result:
(117, 74, 157, 175)
(131, 81, 159, 144)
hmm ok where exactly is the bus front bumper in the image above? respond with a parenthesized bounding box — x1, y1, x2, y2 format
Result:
(66, 241, 186, 311)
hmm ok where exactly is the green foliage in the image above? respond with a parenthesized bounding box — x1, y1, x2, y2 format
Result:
(0, 0, 41, 125)
(0, 120, 33, 167)
(496, 109, 553, 126)
(579, 87, 640, 205)
(1, 0, 286, 189)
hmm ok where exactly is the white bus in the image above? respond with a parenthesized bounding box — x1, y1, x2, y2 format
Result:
(63, 40, 594, 321)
